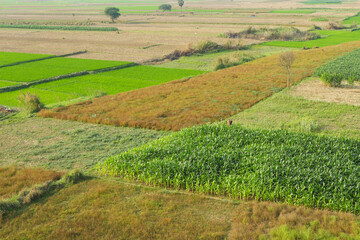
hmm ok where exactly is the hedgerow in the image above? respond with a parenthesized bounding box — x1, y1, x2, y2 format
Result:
(98, 125, 360, 214)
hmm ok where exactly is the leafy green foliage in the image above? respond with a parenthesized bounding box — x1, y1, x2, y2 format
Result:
(320, 73, 342, 87)
(0, 24, 118, 31)
(104, 7, 121, 22)
(99, 124, 360, 214)
(315, 48, 360, 82)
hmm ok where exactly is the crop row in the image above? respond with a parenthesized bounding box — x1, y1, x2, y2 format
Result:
(314, 48, 360, 81)
(39, 41, 360, 131)
(0, 24, 118, 31)
(98, 124, 360, 214)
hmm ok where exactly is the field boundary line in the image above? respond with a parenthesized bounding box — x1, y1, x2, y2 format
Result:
(0, 50, 88, 69)
(0, 62, 138, 94)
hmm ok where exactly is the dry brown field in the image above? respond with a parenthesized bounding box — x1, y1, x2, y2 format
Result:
(0, 0, 357, 62)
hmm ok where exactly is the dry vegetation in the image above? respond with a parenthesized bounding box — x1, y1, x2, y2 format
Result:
(0, 178, 359, 239)
(289, 78, 360, 106)
(0, 165, 62, 199)
(39, 41, 360, 131)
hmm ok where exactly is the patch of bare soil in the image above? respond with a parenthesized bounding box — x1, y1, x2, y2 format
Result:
(289, 78, 360, 106)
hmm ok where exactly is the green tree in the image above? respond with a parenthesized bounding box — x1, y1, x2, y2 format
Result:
(104, 7, 120, 23)
(158, 4, 172, 11)
(178, 0, 184, 13)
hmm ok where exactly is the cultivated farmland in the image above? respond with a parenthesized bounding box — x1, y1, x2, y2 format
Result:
(0, 57, 129, 83)
(314, 48, 360, 80)
(99, 124, 360, 213)
(0, 52, 53, 66)
(39, 41, 360, 130)
(2, 0, 360, 238)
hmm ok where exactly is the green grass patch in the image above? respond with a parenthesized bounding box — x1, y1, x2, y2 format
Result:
(32, 66, 206, 97)
(0, 80, 20, 88)
(0, 117, 167, 170)
(99, 124, 360, 213)
(310, 17, 329, 21)
(0, 88, 78, 108)
(262, 30, 360, 48)
(343, 12, 360, 25)
(314, 48, 360, 81)
(270, 10, 316, 14)
(0, 58, 130, 83)
(0, 52, 53, 66)
(0, 24, 118, 31)
(232, 89, 360, 140)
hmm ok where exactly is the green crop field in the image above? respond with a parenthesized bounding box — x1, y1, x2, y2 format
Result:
(262, 30, 360, 48)
(0, 58, 130, 83)
(270, 10, 316, 14)
(0, 88, 78, 107)
(314, 48, 360, 80)
(343, 12, 360, 25)
(0, 52, 53, 66)
(33, 66, 206, 96)
(0, 65, 205, 108)
(0, 80, 20, 88)
(99, 124, 360, 214)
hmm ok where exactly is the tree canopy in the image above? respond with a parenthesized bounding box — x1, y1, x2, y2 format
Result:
(158, 4, 172, 11)
(104, 7, 121, 22)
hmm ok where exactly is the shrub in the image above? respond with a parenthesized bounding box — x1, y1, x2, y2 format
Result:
(17, 92, 44, 113)
(195, 40, 220, 53)
(320, 73, 342, 87)
(223, 27, 320, 41)
(158, 4, 172, 11)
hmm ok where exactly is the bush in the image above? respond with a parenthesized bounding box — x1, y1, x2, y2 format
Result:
(223, 27, 320, 41)
(320, 73, 342, 87)
(17, 92, 44, 113)
(158, 4, 172, 11)
(195, 40, 220, 53)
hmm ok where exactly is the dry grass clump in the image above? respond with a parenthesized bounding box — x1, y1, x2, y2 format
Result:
(17, 92, 44, 113)
(39, 41, 360, 131)
(0, 166, 62, 199)
(228, 201, 360, 239)
(224, 27, 320, 41)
